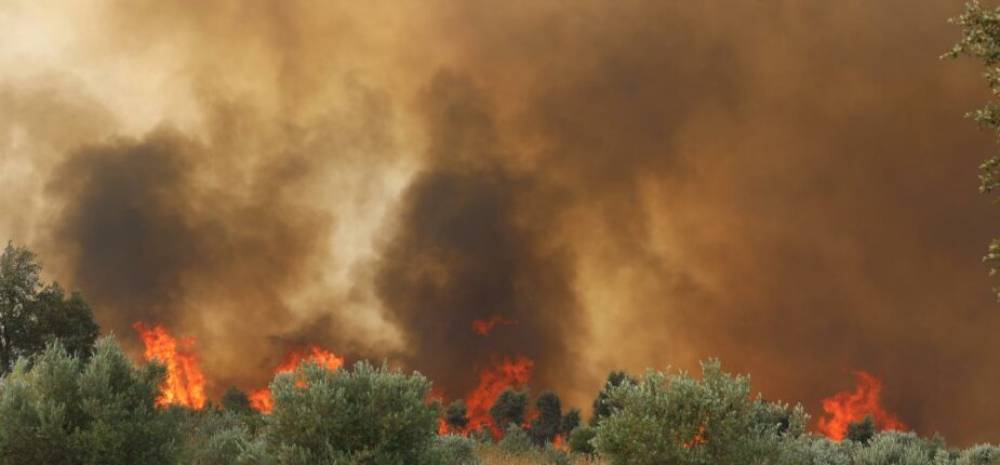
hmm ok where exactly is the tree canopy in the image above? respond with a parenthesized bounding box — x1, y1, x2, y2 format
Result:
(946, 1, 1000, 300)
(0, 242, 98, 373)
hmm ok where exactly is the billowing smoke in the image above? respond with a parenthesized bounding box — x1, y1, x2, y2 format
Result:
(3, 0, 1000, 445)
(375, 72, 583, 394)
(46, 125, 334, 388)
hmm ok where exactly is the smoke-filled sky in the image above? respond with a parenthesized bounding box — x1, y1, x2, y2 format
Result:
(3, 0, 1000, 444)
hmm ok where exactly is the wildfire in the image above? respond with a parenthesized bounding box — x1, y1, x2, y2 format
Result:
(133, 322, 207, 410)
(249, 346, 345, 413)
(683, 425, 707, 448)
(817, 371, 907, 441)
(471, 314, 517, 336)
(464, 356, 534, 438)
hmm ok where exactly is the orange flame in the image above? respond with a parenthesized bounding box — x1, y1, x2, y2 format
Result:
(463, 356, 534, 439)
(817, 371, 907, 441)
(683, 425, 707, 448)
(249, 346, 344, 413)
(471, 314, 517, 336)
(438, 418, 450, 435)
(133, 322, 207, 410)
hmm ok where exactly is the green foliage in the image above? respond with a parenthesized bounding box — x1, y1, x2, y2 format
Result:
(542, 443, 572, 465)
(593, 359, 807, 465)
(0, 337, 179, 465)
(946, 2, 1000, 300)
(0, 242, 98, 374)
(178, 410, 256, 465)
(958, 444, 1000, 465)
(560, 408, 581, 435)
(490, 388, 529, 431)
(772, 434, 854, 465)
(848, 416, 876, 445)
(32, 284, 99, 360)
(532, 390, 563, 445)
(446, 399, 470, 431)
(498, 424, 534, 454)
(853, 431, 947, 465)
(568, 425, 597, 455)
(260, 360, 439, 465)
(590, 370, 635, 426)
(470, 426, 493, 443)
(428, 435, 481, 465)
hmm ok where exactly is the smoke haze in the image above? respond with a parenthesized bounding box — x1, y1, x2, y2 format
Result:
(2, 0, 999, 444)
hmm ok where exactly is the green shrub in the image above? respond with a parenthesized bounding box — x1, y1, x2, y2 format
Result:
(178, 410, 256, 465)
(0, 337, 179, 465)
(260, 360, 439, 465)
(568, 425, 597, 455)
(958, 444, 1000, 465)
(773, 435, 853, 465)
(490, 388, 529, 431)
(590, 370, 635, 426)
(498, 424, 534, 454)
(593, 359, 807, 465)
(429, 434, 481, 465)
(542, 443, 572, 465)
(532, 390, 563, 445)
(445, 399, 470, 431)
(854, 431, 946, 465)
(847, 416, 876, 445)
(560, 408, 581, 435)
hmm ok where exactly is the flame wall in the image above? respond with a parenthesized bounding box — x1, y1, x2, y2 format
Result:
(3, 0, 1000, 445)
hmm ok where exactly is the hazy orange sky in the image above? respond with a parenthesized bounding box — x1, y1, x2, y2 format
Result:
(2, 0, 1000, 444)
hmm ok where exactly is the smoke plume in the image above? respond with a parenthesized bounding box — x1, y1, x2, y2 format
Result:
(2, 0, 1000, 444)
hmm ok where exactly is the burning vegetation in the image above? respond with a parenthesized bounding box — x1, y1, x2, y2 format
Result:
(471, 314, 518, 336)
(818, 371, 908, 441)
(248, 346, 345, 413)
(133, 322, 206, 410)
(128, 319, 912, 445)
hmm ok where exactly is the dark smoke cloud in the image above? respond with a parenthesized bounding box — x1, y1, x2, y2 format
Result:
(375, 72, 583, 395)
(45, 124, 336, 388)
(4, 0, 1000, 445)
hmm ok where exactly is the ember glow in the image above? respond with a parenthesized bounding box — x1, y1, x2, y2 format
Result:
(463, 356, 534, 438)
(133, 323, 207, 410)
(248, 346, 345, 413)
(471, 315, 517, 336)
(817, 371, 907, 441)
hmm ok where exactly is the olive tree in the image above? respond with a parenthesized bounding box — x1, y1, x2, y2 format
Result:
(260, 360, 439, 465)
(0, 337, 179, 465)
(593, 359, 807, 465)
(946, 2, 1000, 300)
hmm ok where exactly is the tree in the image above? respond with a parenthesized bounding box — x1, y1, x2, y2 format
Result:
(262, 360, 439, 464)
(590, 370, 635, 425)
(177, 410, 256, 465)
(568, 426, 597, 455)
(561, 408, 581, 435)
(30, 284, 99, 360)
(490, 388, 529, 432)
(946, 2, 1000, 301)
(531, 390, 562, 445)
(847, 416, 876, 445)
(0, 241, 41, 371)
(0, 337, 179, 465)
(593, 360, 808, 465)
(445, 399, 470, 431)
(0, 242, 99, 373)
